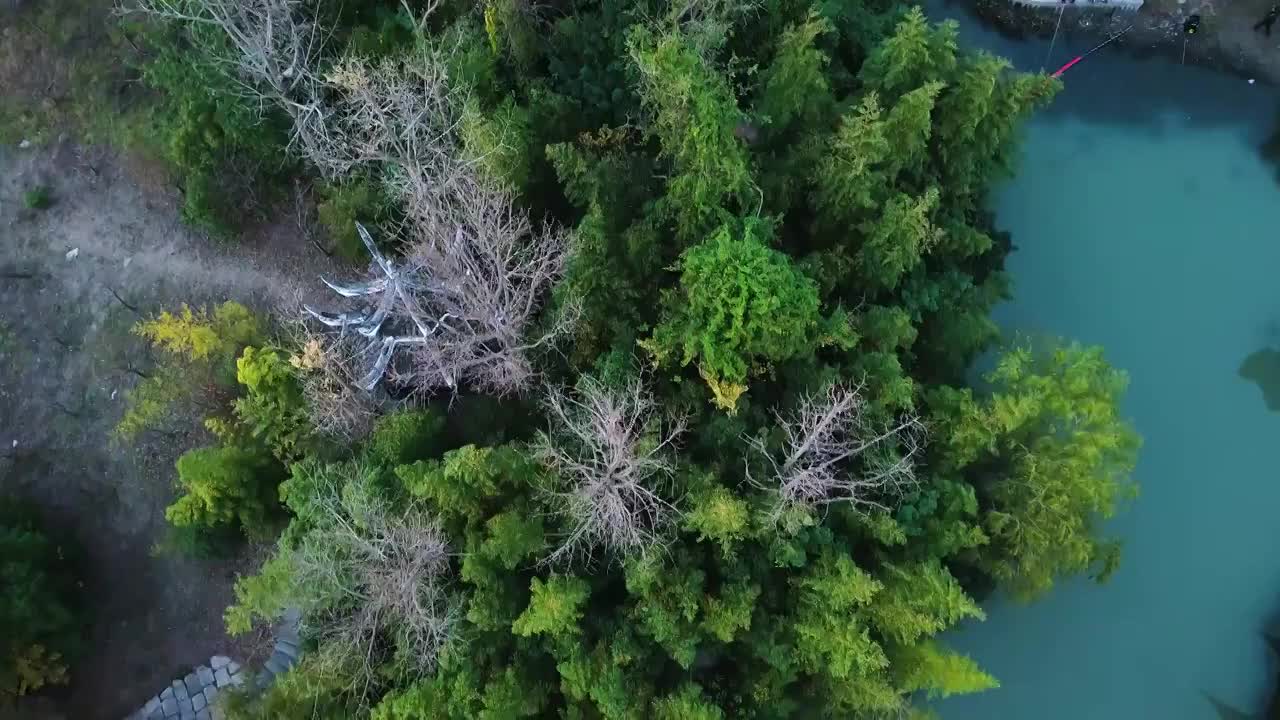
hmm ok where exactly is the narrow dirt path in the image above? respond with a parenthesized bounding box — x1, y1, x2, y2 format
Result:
(0, 140, 342, 719)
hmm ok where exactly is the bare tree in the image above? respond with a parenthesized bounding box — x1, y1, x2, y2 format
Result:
(534, 374, 687, 565)
(303, 207, 573, 397)
(121, 0, 328, 124)
(289, 463, 455, 697)
(746, 383, 926, 521)
(126, 0, 576, 400)
(316, 52, 468, 186)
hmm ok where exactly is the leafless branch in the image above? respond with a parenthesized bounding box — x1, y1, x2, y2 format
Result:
(288, 324, 381, 440)
(304, 194, 575, 398)
(745, 383, 926, 522)
(289, 463, 455, 698)
(534, 374, 686, 565)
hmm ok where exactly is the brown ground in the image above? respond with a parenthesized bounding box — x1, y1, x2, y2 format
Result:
(0, 141, 341, 720)
(0, 2, 347, 718)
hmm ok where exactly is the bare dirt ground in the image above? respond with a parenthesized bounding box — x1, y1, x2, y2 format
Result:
(0, 140, 339, 719)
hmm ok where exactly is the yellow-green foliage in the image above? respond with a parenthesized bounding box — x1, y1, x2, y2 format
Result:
(117, 302, 262, 439)
(647, 219, 828, 410)
(166, 445, 283, 536)
(461, 97, 533, 191)
(6, 644, 68, 696)
(512, 576, 590, 638)
(934, 341, 1140, 600)
(629, 26, 754, 240)
(134, 301, 259, 362)
(231, 346, 308, 461)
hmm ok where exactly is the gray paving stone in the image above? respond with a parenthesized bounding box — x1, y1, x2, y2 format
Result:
(264, 652, 289, 675)
(145, 696, 162, 714)
(172, 679, 188, 702)
(197, 665, 215, 688)
(180, 705, 196, 720)
(147, 707, 165, 720)
(192, 691, 207, 712)
(226, 661, 240, 675)
(196, 710, 211, 720)
(210, 655, 230, 670)
(228, 671, 246, 687)
(184, 672, 202, 697)
(203, 685, 218, 705)
(161, 697, 178, 717)
(160, 687, 174, 702)
(214, 668, 231, 687)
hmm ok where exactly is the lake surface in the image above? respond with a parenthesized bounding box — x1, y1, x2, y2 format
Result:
(923, 3, 1280, 718)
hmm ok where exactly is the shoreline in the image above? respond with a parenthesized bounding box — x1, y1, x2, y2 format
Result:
(960, 0, 1280, 85)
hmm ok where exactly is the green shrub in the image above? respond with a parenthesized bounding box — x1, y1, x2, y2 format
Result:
(153, 522, 242, 560)
(166, 444, 285, 538)
(364, 408, 447, 467)
(22, 186, 52, 210)
(0, 499, 83, 697)
(117, 302, 263, 439)
(231, 346, 310, 462)
(316, 179, 389, 260)
(138, 24, 294, 236)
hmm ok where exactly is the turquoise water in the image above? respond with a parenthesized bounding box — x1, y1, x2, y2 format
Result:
(925, 4, 1280, 717)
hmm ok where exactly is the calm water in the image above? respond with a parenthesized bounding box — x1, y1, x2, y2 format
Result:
(924, 4, 1280, 718)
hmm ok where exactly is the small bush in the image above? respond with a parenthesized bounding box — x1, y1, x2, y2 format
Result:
(153, 522, 242, 560)
(316, 179, 389, 260)
(139, 25, 294, 236)
(232, 346, 310, 462)
(166, 444, 285, 538)
(364, 408, 446, 467)
(23, 186, 52, 210)
(117, 302, 263, 440)
(0, 498, 83, 697)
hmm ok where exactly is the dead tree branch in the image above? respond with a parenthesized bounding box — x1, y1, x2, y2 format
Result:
(534, 374, 686, 565)
(288, 324, 380, 440)
(289, 463, 455, 698)
(746, 383, 926, 522)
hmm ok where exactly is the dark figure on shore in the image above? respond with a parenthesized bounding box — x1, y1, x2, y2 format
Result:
(1256, 5, 1280, 36)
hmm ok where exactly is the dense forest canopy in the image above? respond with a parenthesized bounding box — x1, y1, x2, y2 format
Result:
(77, 0, 1144, 715)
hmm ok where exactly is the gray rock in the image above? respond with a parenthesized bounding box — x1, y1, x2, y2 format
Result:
(214, 668, 231, 688)
(180, 704, 196, 720)
(264, 652, 290, 675)
(161, 697, 178, 717)
(204, 685, 218, 705)
(147, 706, 166, 720)
(277, 638, 301, 659)
(185, 672, 203, 696)
(173, 680, 189, 702)
(145, 696, 162, 714)
(226, 661, 240, 675)
(210, 655, 231, 670)
(192, 692, 207, 712)
(160, 687, 174, 702)
(197, 665, 216, 687)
